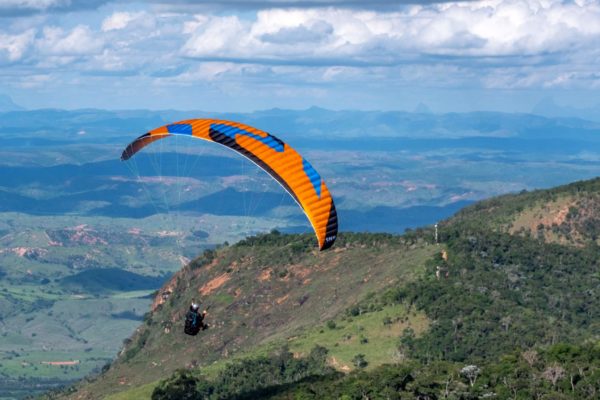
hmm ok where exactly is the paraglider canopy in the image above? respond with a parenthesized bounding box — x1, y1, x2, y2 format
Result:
(121, 118, 337, 250)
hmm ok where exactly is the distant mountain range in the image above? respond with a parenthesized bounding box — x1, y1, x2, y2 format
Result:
(0, 95, 23, 112)
(1, 106, 599, 141)
(532, 97, 600, 122)
(3, 93, 600, 123)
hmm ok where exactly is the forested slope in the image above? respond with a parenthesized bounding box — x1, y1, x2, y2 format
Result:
(52, 178, 600, 400)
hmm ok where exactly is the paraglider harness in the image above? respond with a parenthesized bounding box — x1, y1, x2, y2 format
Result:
(184, 303, 209, 336)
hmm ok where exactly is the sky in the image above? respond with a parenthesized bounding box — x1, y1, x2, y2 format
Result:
(0, 0, 599, 112)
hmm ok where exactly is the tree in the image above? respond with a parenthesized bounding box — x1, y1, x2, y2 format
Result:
(542, 364, 566, 388)
(152, 370, 212, 400)
(521, 349, 538, 367)
(460, 365, 481, 387)
(352, 354, 368, 369)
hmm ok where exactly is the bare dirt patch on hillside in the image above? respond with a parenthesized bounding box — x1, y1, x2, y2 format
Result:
(199, 273, 231, 296)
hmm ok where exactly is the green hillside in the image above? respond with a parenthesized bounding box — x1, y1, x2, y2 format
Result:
(448, 177, 600, 246)
(51, 178, 600, 400)
(354, 177, 598, 367)
(56, 232, 437, 399)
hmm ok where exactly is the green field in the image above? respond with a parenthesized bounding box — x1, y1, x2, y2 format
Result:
(0, 290, 151, 398)
(103, 303, 429, 400)
(0, 209, 300, 398)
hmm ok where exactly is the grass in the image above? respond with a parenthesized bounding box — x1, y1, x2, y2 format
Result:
(103, 382, 157, 400)
(0, 291, 154, 390)
(110, 290, 155, 299)
(0, 332, 32, 346)
(288, 304, 427, 371)
(204, 304, 424, 372)
(98, 303, 429, 400)
(66, 237, 439, 400)
(211, 292, 235, 305)
(201, 303, 428, 375)
(0, 283, 66, 302)
(0, 349, 112, 380)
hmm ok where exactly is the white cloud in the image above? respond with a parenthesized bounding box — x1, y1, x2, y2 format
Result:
(0, 0, 69, 12)
(0, 29, 35, 62)
(172, 0, 600, 93)
(37, 25, 104, 56)
(260, 20, 333, 44)
(183, 15, 209, 34)
(101, 11, 146, 32)
(90, 49, 125, 71)
(171, 62, 240, 82)
(182, 16, 249, 56)
(181, 1, 600, 63)
(0, 0, 110, 15)
(2, 0, 600, 110)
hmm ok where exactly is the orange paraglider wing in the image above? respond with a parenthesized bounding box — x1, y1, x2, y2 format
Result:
(121, 119, 337, 250)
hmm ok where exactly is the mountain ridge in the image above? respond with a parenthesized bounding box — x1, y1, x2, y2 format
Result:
(3, 107, 600, 141)
(61, 232, 437, 399)
(53, 177, 600, 400)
